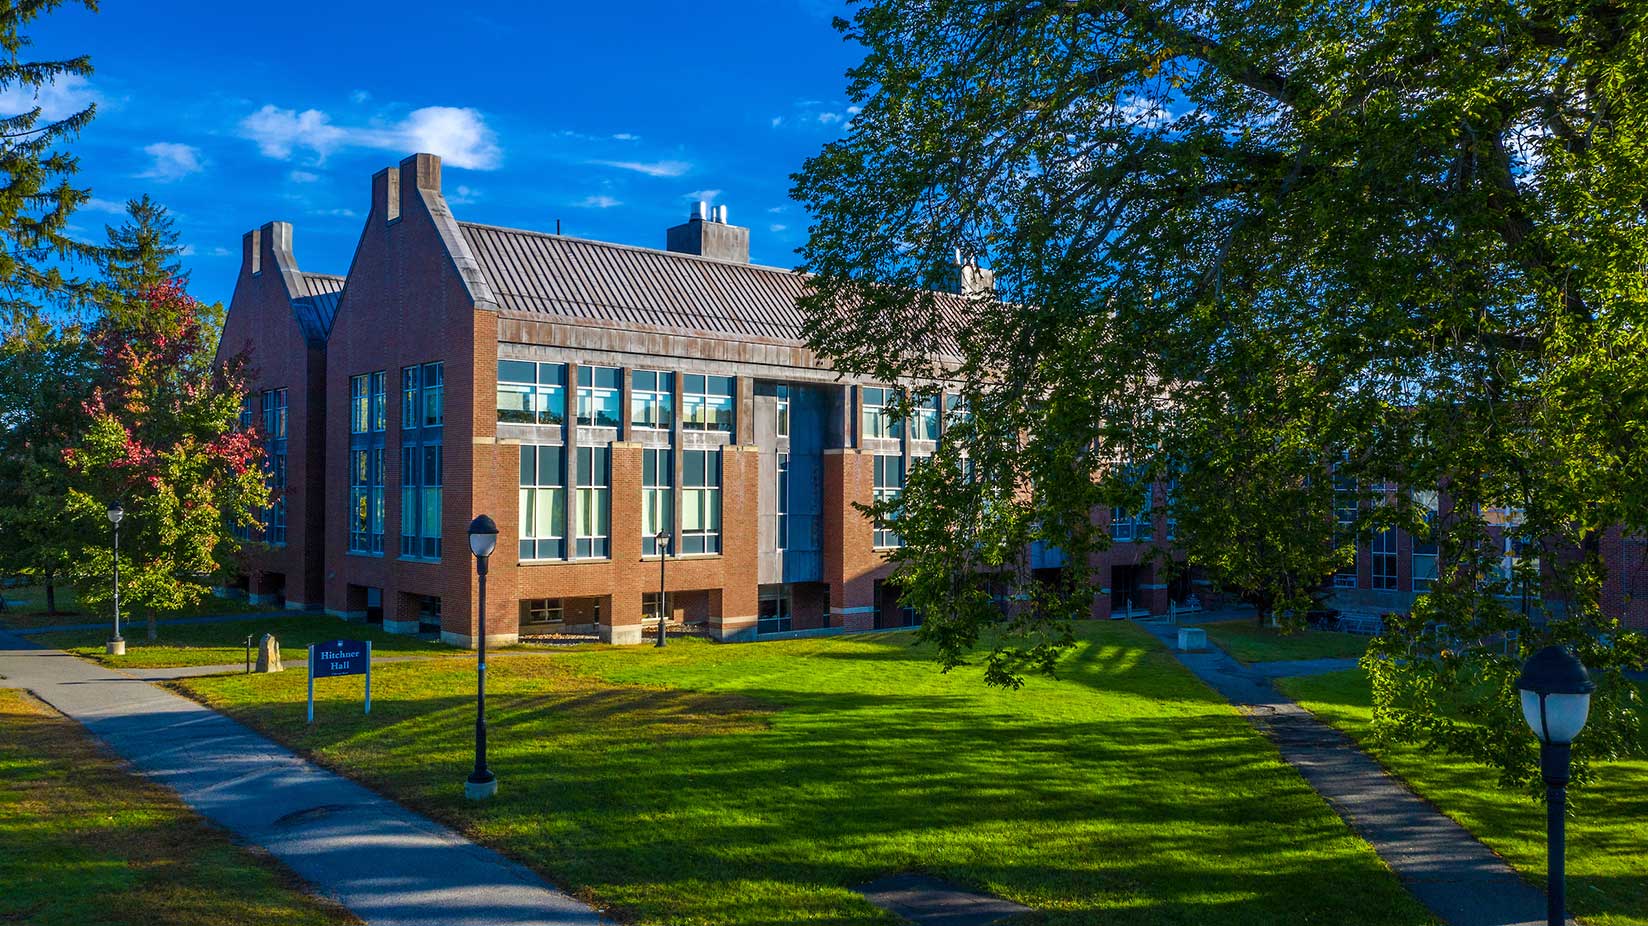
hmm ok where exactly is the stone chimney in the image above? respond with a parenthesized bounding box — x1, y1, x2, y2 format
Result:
(946, 249, 994, 295)
(665, 201, 750, 263)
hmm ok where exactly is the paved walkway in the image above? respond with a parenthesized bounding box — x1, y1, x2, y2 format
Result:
(0, 629, 607, 926)
(1138, 621, 1556, 926)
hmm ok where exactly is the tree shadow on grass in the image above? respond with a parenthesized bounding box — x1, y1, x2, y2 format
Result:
(182, 659, 1433, 926)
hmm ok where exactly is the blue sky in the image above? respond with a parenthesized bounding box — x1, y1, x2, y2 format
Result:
(33, 0, 860, 306)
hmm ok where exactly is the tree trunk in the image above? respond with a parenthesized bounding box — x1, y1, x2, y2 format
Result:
(147, 611, 156, 641)
(43, 566, 56, 616)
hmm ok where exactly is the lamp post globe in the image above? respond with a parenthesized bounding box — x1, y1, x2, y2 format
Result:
(465, 514, 499, 800)
(1517, 645, 1595, 926)
(654, 531, 670, 648)
(105, 501, 125, 656)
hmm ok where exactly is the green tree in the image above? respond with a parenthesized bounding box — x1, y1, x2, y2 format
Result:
(0, 316, 94, 611)
(0, 0, 101, 325)
(64, 278, 265, 640)
(792, 0, 1648, 790)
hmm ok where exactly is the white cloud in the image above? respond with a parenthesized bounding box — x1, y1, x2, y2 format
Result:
(770, 116, 784, 128)
(684, 188, 722, 203)
(240, 104, 503, 170)
(847, 105, 862, 115)
(178, 244, 197, 257)
(593, 159, 691, 178)
(611, 132, 640, 141)
(311, 207, 358, 218)
(767, 205, 787, 214)
(350, 89, 371, 104)
(769, 224, 787, 233)
(289, 170, 320, 183)
(817, 112, 842, 125)
(449, 184, 481, 205)
(138, 143, 204, 182)
(82, 197, 128, 215)
(578, 195, 621, 209)
(0, 73, 100, 122)
(210, 246, 232, 257)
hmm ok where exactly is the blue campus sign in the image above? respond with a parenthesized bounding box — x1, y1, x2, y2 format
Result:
(312, 639, 369, 678)
(307, 638, 373, 722)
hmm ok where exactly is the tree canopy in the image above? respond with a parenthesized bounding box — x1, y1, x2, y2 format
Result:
(793, 0, 1648, 790)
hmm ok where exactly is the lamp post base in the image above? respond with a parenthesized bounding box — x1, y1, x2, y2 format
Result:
(106, 638, 125, 656)
(464, 774, 497, 801)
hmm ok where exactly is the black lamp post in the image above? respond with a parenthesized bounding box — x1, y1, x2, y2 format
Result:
(465, 514, 499, 801)
(105, 502, 125, 656)
(654, 530, 670, 648)
(1517, 645, 1595, 926)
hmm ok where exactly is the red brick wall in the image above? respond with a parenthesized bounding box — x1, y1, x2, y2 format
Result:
(217, 223, 328, 609)
(322, 154, 481, 639)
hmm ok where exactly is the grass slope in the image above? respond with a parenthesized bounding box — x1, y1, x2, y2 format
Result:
(32, 614, 452, 668)
(1278, 669, 1648, 926)
(1200, 619, 1369, 664)
(180, 623, 1433, 926)
(0, 687, 356, 926)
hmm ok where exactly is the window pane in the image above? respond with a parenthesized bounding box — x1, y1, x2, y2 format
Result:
(499, 360, 536, 384)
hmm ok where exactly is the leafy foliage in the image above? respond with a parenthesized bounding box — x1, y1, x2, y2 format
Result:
(0, 0, 102, 325)
(63, 279, 265, 633)
(793, 0, 1648, 787)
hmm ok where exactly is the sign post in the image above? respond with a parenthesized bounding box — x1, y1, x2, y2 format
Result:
(307, 638, 372, 724)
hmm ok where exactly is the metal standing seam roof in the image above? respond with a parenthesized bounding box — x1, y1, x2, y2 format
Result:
(458, 221, 817, 343)
(291, 272, 344, 346)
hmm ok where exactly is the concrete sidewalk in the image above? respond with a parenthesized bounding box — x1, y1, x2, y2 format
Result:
(0, 630, 607, 926)
(1139, 621, 1557, 926)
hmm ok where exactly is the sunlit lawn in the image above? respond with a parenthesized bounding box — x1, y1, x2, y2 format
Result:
(0, 687, 356, 926)
(1278, 669, 1648, 926)
(0, 583, 278, 630)
(33, 614, 450, 669)
(1200, 619, 1370, 664)
(179, 623, 1434, 925)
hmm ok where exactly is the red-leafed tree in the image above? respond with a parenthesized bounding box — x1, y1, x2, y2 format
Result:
(64, 278, 266, 639)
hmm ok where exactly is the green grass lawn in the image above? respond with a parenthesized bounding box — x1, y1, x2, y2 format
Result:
(32, 614, 451, 669)
(0, 687, 357, 926)
(1278, 669, 1648, 926)
(0, 583, 279, 630)
(177, 623, 1435, 925)
(1200, 619, 1370, 664)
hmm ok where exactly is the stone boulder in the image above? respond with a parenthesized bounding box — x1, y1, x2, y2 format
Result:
(254, 633, 283, 673)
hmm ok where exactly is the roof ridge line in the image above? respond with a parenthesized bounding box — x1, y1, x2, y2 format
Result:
(456, 220, 805, 278)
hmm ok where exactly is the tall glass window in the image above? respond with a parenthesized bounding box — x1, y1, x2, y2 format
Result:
(642, 448, 673, 555)
(577, 365, 622, 428)
(683, 374, 734, 432)
(261, 389, 288, 545)
(873, 454, 904, 548)
(632, 370, 674, 430)
(682, 449, 722, 554)
(775, 384, 790, 438)
(912, 394, 940, 441)
(399, 363, 443, 560)
(422, 362, 444, 427)
(350, 374, 370, 434)
(776, 451, 790, 551)
(1412, 489, 1439, 592)
(370, 371, 387, 432)
(862, 386, 902, 439)
(944, 393, 969, 428)
(1372, 528, 1398, 590)
(1333, 464, 1358, 588)
(519, 445, 566, 560)
(576, 446, 610, 558)
(497, 360, 566, 426)
(349, 449, 384, 553)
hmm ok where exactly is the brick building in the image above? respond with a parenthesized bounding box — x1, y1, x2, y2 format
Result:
(225, 152, 1112, 646)
(220, 153, 1647, 645)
